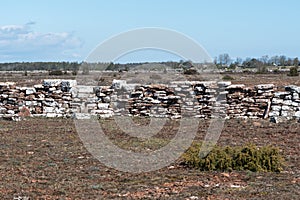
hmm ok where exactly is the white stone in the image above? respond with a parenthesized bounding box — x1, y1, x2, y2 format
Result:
(0, 82, 15, 86)
(0, 107, 7, 114)
(293, 92, 299, 100)
(226, 84, 245, 89)
(69, 87, 78, 97)
(98, 103, 110, 109)
(294, 111, 300, 118)
(43, 107, 55, 113)
(284, 95, 292, 100)
(282, 100, 293, 106)
(46, 113, 58, 118)
(102, 96, 111, 103)
(7, 110, 15, 114)
(112, 79, 127, 89)
(25, 101, 37, 106)
(43, 79, 62, 87)
(77, 85, 94, 94)
(61, 80, 77, 87)
(0, 94, 8, 99)
(96, 109, 113, 114)
(255, 84, 274, 90)
(281, 110, 293, 117)
(271, 106, 281, 112)
(72, 113, 92, 119)
(25, 88, 36, 95)
(292, 102, 299, 107)
(218, 81, 232, 87)
(281, 105, 293, 111)
(272, 98, 283, 104)
(285, 85, 300, 93)
(49, 87, 57, 92)
(269, 111, 280, 117)
(274, 92, 290, 98)
(34, 84, 44, 89)
(122, 84, 138, 92)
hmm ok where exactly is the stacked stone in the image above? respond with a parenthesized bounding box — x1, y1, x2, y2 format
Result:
(226, 84, 274, 119)
(192, 81, 228, 119)
(0, 80, 76, 120)
(115, 80, 229, 119)
(1, 78, 300, 122)
(40, 79, 76, 118)
(0, 82, 19, 120)
(124, 84, 181, 118)
(71, 84, 115, 119)
(269, 85, 300, 123)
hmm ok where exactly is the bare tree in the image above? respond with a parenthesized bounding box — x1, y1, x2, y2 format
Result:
(260, 55, 269, 65)
(279, 55, 287, 66)
(270, 56, 280, 66)
(293, 57, 299, 67)
(235, 57, 243, 65)
(218, 53, 231, 67)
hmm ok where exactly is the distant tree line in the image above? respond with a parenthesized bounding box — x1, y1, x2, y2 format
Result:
(214, 53, 299, 68)
(0, 55, 299, 75)
(0, 62, 81, 72)
(0, 61, 181, 72)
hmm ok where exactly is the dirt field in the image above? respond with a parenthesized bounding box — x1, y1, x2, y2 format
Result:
(0, 117, 299, 199)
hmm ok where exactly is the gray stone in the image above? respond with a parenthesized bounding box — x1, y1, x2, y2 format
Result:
(98, 103, 110, 109)
(43, 79, 62, 87)
(281, 105, 294, 111)
(271, 105, 281, 112)
(294, 111, 300, 118)
(272, 98, 283, 105)
(72, 113, 92, 119)
(77, 85, 94, 94)
(226, 84, 245, 89)
(7, 110, 15, 114)
(25, 88, 36, 95)
(112, 79, 127, 89)
(0, 107, 7, 114)
(282, 100, 293, 106)
(293, 92, 299, 100)
(43, 107, 55, 113)
(274, 92, 290, 98)
(270, 116, 286, 123)
(269, 111, 280, 117)
(255, 84, 274, 90)
(218, 81, 231, 87)
(121, 84, 138, 92)
(285, 85, 300, 93)
(102, 96, 111, 103)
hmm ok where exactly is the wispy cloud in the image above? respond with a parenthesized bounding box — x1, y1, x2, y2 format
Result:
(0, 22, 83, 61)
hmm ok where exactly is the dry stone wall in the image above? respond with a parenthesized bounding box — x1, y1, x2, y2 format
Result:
(0, 79, 299, 123)
(269, 85, 300, 123)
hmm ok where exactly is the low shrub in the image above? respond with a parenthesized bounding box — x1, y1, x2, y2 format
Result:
(183, 68, 198, 75)
(222, 75, 234, 80)
(287, 67, 299, 76)
(181, 142, 284, 172)
(49, 70, 63, 76)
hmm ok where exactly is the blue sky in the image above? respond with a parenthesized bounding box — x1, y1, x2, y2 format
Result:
(0, 0, 299, 63)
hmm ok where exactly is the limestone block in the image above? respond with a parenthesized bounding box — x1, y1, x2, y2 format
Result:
(25, 88, 36, 95)
(285, 85, 300, 93)
(294, 111, 300, 118)
(112, 79, 127, 89)
(98, 103, 110, 109)
(255, 84, 274, 90)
